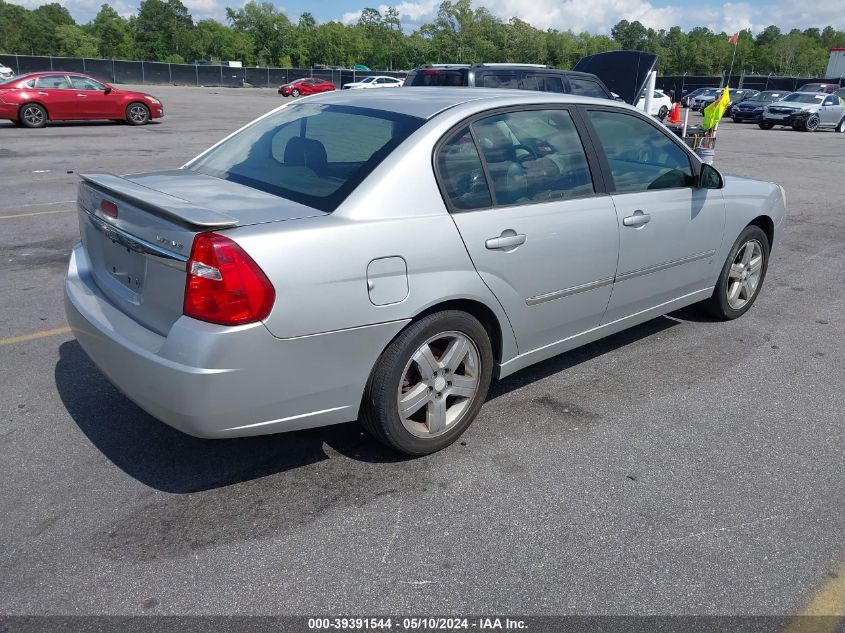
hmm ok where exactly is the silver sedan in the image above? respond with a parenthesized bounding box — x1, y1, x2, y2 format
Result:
(64, 89, 786, 455)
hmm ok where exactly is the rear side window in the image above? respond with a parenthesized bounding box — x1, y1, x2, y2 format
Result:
(541, 77, 565, 93)
(407, 69, 467, 87)
(479, 73, 519, 89)
(587, 110, 694, 193)
(470, 109, 594, 206)
(436, 127, 492, 211)
(35, 75, 70, 89)
(568, 78, 607, 98)
(187, 103, 423, 212)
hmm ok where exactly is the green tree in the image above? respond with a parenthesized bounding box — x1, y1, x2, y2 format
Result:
(91, 4, 134, 59)
(134, 0, 193, 61)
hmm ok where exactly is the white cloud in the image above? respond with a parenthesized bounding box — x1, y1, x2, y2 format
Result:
(340, 0, 845, 34)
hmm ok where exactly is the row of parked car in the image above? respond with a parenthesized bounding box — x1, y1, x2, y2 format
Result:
(681, 82, 845, 132)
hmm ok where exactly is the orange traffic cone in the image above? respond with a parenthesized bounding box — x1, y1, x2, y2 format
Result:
(668, 102, 682, 124)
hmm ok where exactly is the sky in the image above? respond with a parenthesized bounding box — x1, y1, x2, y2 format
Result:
(11, 0, 845, 35)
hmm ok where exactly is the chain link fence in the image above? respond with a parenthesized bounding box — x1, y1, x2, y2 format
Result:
(0, 54, 406, 89)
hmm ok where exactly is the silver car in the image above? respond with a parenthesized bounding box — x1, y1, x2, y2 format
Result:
(64, 89, 786, 455)
(760, 92, 845, 132)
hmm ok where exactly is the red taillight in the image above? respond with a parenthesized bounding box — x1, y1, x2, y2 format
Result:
(183, 232, 275, 326)
(100, 200, 118, 218)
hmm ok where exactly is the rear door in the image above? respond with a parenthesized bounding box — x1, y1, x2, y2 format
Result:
(34, 74, 76, 119)
(582, 107, 725, 323)
(439, 107, 620, 353)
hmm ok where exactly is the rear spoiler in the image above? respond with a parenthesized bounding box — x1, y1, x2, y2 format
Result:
(79, 172, 238, 228)
(573, 50, 659, 106)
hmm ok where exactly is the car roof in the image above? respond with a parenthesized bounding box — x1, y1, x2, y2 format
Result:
(302, 87, 619, 120)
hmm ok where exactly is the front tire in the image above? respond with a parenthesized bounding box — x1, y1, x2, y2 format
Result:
(126, 102, 150, 125)
(19, 103, 47, 128)
(291, 88, 300, 97)
(361, 310, 493, 455)
(701, 225, 770, 320)
(803, 114, 820, 132)
(658, 105, 668, 120)
(758, 121, 774, 130)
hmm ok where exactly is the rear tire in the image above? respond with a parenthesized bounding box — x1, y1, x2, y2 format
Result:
(360, 310, 493, 456)
(125, 102, 150, 125)
(701, 225, 770, 320)
(732, 117, 741, 123)
(19, 103, 47, 128)
(658, 105, 668, 120)
(758, 121, 774, 130)
(836, 118, 845, 133)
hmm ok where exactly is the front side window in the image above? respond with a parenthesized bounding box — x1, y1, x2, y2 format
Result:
(35, 75, 70, 89)
(436, 127, 492, 211)
(470, 109, 594, 206)
(587, 110, 694, 193)
(69, 76, 105, 91)
(568, 78, 607, 98)
(187, 103, 423, 212)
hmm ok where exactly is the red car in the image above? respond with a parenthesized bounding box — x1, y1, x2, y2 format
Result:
(278, 78, 335, 97)
(0, 72, 163, 128)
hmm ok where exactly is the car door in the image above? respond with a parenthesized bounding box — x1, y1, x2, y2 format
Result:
(582, 107, 725, 323)
(439, 107, 620, 353)
(819, 95, 844, 126)
(68, 75, 113, 118)
(33, 74, 76, 119)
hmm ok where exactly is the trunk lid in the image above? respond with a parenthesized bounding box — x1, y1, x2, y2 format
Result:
(77, 170, 325, 335)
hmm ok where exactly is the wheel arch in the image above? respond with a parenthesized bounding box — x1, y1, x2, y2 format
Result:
(412, 299, 506, 368)
(18, 101, 50, 120)
(748, 215, 774, 250)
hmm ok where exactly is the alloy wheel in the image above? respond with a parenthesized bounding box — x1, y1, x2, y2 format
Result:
(726, 239, 764, 310)
(397, 331, 481, 438)
(23, 105, 44, 126)
(128, 104, 148, 124)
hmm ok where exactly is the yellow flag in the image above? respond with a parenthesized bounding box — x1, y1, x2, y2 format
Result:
(702, 88, 731, 131)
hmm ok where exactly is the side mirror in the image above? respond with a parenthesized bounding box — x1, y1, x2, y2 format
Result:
(699, 163, 724, 189)
(104, 86, 112, 94)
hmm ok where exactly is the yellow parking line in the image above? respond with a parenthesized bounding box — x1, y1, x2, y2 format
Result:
(0, 208, 74, 220)
(0, 326, 72, 346)
(784, 564, 845, 633)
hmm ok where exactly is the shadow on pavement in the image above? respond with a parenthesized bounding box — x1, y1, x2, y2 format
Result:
(56, 315, 680, 494)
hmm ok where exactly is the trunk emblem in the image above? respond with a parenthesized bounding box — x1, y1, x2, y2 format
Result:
(156, 235, 184, 250)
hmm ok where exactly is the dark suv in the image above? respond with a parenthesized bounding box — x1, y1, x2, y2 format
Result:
(403, 64, 614, 100)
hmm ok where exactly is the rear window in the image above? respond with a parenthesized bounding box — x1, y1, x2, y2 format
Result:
(567, 78, 607, 99)
(407, 69, 467, 87)
(187, 103, 423, 212)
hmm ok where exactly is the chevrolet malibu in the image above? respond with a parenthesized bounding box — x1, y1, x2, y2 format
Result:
(65, 89, 786, 455)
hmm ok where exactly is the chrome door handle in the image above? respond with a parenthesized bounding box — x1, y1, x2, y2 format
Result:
(37, 91, 48, 96)
(76, 93, 88, 97)
(485, 233, 526, 250)
(623, 211, 651, 227)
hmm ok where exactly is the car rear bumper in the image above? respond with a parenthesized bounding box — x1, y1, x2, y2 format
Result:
(64, 243, 407, 438)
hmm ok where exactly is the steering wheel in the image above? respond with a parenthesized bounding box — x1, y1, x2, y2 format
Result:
(511, 143, 538, 163)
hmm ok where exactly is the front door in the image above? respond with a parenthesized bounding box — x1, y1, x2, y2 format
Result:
(819, 95, 845, 126)
(583, 108, 726, 323)
(68, 75, 114, 119)
(438, 108, 619, 354)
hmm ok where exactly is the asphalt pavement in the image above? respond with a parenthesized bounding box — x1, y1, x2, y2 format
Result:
(0, 86, 843, 616)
